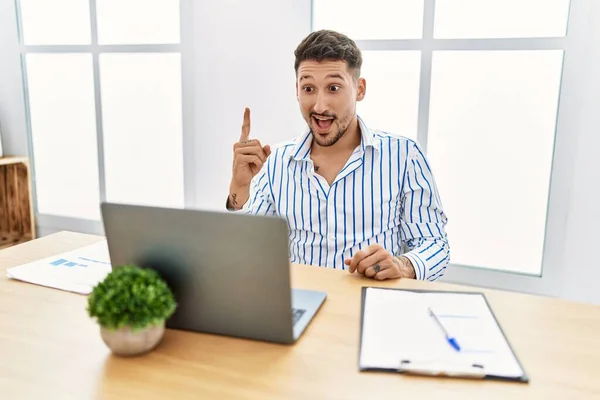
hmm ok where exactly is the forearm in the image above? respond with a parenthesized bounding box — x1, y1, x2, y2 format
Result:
(399, 141, 450, 281)
(402, 237, 450, 281)
(393, 255, 417, 279)
(226, 184, 250, 211)
(226, 170, 275, 216)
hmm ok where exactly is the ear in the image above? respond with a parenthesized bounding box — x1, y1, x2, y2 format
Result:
(356, 77, 366, 102)
(295, 81, 299, 99)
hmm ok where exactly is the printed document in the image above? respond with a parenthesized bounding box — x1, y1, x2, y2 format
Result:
(6, 241, 111, 294)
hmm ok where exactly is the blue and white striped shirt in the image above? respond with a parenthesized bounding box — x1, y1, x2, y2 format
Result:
(237, 117, 450, 281)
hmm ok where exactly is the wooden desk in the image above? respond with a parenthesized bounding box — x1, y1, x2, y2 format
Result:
(1, 232, 599, 399)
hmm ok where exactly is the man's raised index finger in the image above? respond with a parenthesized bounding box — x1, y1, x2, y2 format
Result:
(240, 107, 251, 142)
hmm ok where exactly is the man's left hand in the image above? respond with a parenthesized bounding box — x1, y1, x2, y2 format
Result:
(344, 244, 416, 280)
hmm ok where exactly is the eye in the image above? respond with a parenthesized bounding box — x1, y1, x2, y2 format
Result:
(302, 86, 314, 93)
(329, 85, 341, 92)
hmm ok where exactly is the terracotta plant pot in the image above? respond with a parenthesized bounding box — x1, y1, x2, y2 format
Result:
(100, 321, 165, 356)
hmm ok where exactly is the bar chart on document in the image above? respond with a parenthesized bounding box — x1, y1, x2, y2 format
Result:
(49, 249, 111, 269)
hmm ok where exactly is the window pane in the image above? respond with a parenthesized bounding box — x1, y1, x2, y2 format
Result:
(100, 53, 184, 208)
(434, 0, 571, 39)
(26, 54, 100, 219)
(313, 0, 424, 40)
(96, 0, 180, 44)
(19, 0, 91, 45)
(358, 51, 420, 140)
(427, 50, 564, 275)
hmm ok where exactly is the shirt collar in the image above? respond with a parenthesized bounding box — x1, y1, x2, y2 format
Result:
(289, 115, 378, 161)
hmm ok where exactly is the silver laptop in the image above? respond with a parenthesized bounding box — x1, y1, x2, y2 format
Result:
(100, 202, 327, 344)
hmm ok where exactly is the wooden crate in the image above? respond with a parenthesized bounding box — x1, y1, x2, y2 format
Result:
(0, 156, 35, 250)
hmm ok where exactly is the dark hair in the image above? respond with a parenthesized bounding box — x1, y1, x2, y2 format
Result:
(294, 30, 362, 79)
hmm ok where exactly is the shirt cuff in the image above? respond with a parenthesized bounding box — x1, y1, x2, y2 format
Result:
(401, 252, 427, 281)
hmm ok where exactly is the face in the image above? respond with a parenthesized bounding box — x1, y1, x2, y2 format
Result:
(296, 60, 366, 147)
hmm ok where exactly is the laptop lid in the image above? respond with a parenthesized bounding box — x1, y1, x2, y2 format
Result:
(100, 202, 296, 343)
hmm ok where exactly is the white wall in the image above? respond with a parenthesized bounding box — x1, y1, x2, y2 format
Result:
(191, 0, 310, 211)
(0, 0, 28, 157)
(558, 1, 600, 304)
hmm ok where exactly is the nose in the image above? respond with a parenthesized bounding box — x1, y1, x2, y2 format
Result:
(313, 92, 328, 115)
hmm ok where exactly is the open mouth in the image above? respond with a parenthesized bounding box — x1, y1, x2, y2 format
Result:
(312, 115, 335, 131)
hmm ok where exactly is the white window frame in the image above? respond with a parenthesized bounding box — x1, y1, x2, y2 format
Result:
(16, 0, 196, 236)
(312, 0, 581, 297)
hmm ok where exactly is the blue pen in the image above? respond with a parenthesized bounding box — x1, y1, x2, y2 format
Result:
(428, 307, 461, 352)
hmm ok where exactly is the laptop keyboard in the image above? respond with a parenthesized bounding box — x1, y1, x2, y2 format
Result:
(292, 308, 306, 325)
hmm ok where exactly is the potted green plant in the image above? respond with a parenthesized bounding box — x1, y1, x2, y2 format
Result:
(87, 265, 177, 356)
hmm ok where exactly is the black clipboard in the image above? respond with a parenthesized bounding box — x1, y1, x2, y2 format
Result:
(358, 286, 530, 383)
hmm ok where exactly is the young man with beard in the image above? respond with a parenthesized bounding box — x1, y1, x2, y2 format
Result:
(226, 30, 450, 282)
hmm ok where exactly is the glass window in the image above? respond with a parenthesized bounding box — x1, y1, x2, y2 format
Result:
(19, 0, 92, 45)
(427, 50, 564, 274)
(26, 54, 100, 219)
(96, 0, 180, 45)
(313, 0, 424, 40)
(434, 0, 571, 39)
(99, 53, 184, 208)
(358, 51, 421, 140)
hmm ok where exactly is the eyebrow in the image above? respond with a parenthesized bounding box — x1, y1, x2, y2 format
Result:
(325, 73, 345, 80)
(299, 73, 345, 82)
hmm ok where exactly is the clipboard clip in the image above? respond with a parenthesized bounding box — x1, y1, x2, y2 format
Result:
(398, 360, 486, 379)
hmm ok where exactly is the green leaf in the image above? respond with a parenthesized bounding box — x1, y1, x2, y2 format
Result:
(87, 265, 177, 331)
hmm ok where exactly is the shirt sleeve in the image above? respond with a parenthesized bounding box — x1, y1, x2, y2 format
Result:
(399, 141, 450, 281)
(226, 159, 276, 217)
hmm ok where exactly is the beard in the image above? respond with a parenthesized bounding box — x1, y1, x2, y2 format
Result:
(313, 125, 345, 147)
(308, 111, 351, 148)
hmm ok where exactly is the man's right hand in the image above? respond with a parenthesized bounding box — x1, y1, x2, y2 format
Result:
(228, 107, 271, 210)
